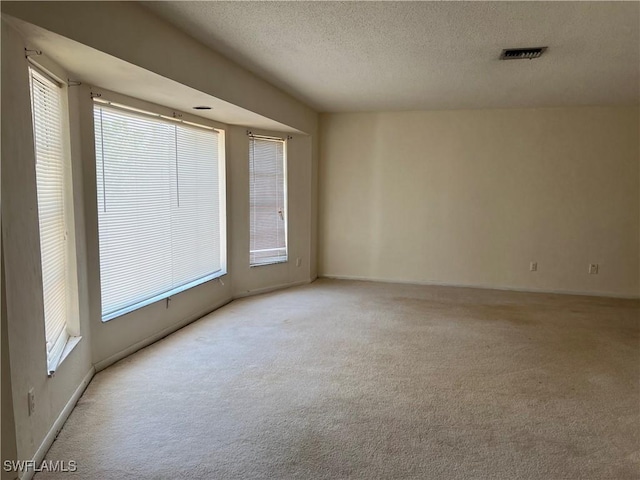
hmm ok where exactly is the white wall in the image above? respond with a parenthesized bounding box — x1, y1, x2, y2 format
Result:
(229, 126, 313, 296)
(319, 107, 639, 297)
(2, 262, 18, 480)
(0, 21, 17, 477)
(1, 21, 94, 467)
(1, 8, 318, 473)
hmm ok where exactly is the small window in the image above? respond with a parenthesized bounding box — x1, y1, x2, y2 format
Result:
(93, 101, 226, 321)
(29, 66, 70, 372)
(249, 136, 287, 266)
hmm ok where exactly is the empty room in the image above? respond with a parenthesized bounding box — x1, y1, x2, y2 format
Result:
(1, 1, 638, 479)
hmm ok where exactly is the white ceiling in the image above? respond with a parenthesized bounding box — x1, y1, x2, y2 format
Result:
(144, 1, 640, 113)
(6, 16, 300, 133)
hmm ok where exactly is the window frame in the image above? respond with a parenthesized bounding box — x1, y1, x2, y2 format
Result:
(90, 93, 228, 322)
(249, 134, 289, 268)
(28, 62, 80, 375)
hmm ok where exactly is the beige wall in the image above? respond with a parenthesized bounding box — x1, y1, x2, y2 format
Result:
(1, 9, 317, 474)
(229, 126, 313, 296)
(319, 107, 640, 297)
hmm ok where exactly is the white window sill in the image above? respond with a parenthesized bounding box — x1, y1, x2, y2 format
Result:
(48, 336, 82, 378)
(101, 270, 227, 322)
(250, 258, 288, 268)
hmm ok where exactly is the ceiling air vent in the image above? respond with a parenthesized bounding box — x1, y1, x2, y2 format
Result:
(500, 47, 547, 60)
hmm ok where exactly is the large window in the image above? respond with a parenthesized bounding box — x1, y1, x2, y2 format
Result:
(249, 136, 287, 266)
(29, 66, 71, 371)
(93, 101, 225, 321)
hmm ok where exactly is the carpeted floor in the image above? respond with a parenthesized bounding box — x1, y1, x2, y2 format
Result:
(36, 279, 639, 479)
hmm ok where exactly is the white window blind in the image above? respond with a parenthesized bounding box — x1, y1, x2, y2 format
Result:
(249, 136, 287, 266)
(29, 67, 69, 366)
(94, 103, 223, 321)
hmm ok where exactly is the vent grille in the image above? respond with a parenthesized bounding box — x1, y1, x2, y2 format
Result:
(500, 47, 547, 60)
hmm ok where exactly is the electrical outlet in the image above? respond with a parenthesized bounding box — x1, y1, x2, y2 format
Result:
(589, 264, 599, 275)
(530, 261, 537, 272)
(296, 257, 302, 267)
(28, 388, 35, 416)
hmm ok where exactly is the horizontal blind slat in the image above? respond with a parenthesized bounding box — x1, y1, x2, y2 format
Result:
(249, 138, 287, 265)
(94, 104, 222, 317)
(29, 67, 69, 355)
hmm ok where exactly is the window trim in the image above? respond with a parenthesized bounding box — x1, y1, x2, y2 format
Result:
(249, 134, 289, 268)
(102, 271, 225, 322)
(90, 94, 228, 322)
(28, 62, 81, 375)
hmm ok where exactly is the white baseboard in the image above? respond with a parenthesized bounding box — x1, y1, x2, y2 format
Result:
(20, 367, 94, 480)
(94, 298, 233, 372)
(320, 274, 640, 300)
(233, 279, 313, 299)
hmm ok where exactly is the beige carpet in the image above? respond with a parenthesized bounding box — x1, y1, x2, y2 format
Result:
(36, 279, 639, 479)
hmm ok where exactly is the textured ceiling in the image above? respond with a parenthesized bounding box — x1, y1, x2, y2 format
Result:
(144, 1, 639, 113)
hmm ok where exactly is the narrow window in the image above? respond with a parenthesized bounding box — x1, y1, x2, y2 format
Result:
(93, 101, 226, 321)
(29, 67, 70, 371)
(249, 136, 287, 266)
